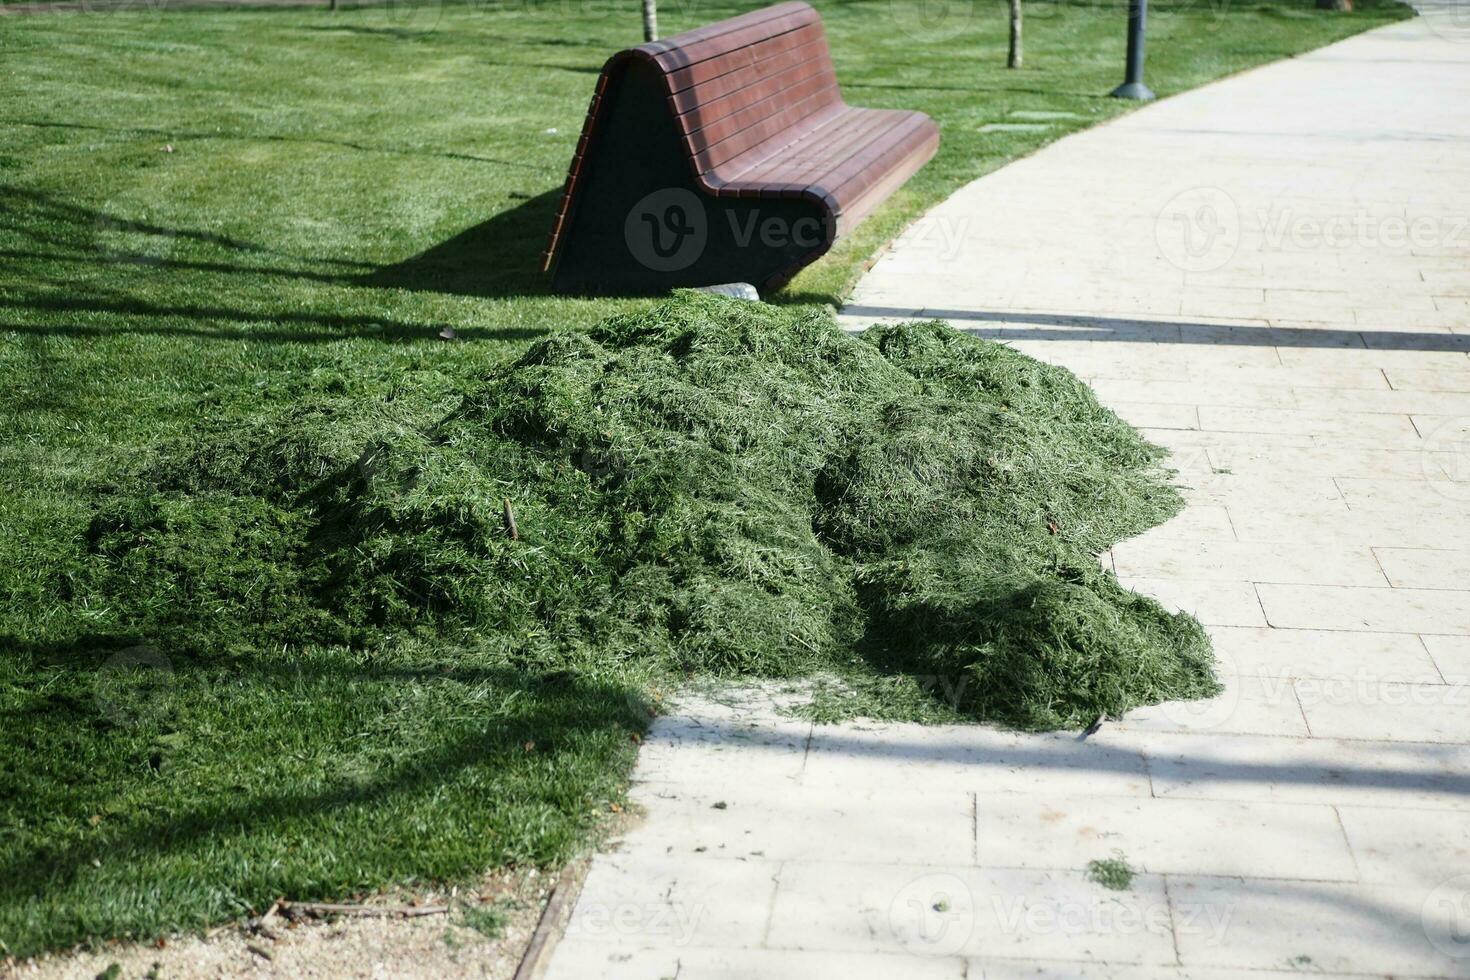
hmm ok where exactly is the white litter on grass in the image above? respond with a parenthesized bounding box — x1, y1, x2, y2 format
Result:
(694, 282, 760, 301)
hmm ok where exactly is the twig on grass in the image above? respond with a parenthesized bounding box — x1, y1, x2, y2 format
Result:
(248, 900, 282, 940)
(281, 901, 449, 919)
(502, 497, 519, 540)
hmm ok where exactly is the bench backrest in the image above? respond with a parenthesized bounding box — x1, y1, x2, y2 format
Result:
(629, 2, 843, 179)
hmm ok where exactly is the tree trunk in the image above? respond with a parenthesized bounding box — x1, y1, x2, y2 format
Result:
(642, 0, 658, 42)
(1007, 0, 1022, 69)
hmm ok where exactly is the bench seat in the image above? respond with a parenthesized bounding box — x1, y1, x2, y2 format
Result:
(544, 2, 940, 293)
(709, 105, 938, 236)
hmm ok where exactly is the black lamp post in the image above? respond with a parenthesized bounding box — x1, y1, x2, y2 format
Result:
(1110, 0, 1156, 101)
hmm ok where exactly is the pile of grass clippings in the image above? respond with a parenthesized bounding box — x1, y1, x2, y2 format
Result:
(76, 292, 1216, 730)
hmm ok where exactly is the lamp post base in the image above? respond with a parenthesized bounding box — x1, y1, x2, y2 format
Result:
(1110, 81, 1156, 100)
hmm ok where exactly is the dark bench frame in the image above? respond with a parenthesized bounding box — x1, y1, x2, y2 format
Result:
(542, 2, 940, 295)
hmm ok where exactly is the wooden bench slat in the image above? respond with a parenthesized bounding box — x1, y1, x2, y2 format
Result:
(691, 81, 843, 174)
(661, 22, 828, 107)
(810, 113, 935, 202)
(670, 36, 830, 125)
(637, 0, 811, 57)
(683, 68, 839, 160)
(641, 4, 818, 71)
(718, 106, 898, 190)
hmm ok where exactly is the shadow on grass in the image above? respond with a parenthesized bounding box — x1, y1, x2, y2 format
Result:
(0, 185, 320, 259)
(0, 301, 544, 343)
(1, 641, 646, 945)
(3, 118, 539, 166)
(362, 188, 561, 298)
(0, 184, 561, 339)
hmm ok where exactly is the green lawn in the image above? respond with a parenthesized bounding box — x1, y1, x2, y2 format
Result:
(0, 0, 1410, 959)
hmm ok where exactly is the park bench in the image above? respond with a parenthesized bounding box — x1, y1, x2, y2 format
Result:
(543, 1, 940, 294)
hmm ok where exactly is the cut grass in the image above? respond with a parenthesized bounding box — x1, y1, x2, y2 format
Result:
(1087, 854, 1137, 891)
(0, 0, 1411, 959)
(60, 292, 1217, 721)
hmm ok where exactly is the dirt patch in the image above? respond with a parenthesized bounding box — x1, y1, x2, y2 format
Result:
(4, 868, 558, 980)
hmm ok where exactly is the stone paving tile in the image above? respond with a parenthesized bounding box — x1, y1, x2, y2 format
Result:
(800, 723, 1151, 799)
(618, 783, 974, 866)
(545, 941, 968, 980)
(964, 320, 1187, 344)
(1140, 428, 1315, 452)
(1337, 477, 1470, 512)
(1122, 504, 1238, 542)
(766, 861, 1178, 963)
(972, 794, 1356, 881)
(1275, 346, 1470, 371)
(1373, 547, 1470, 589)
(1386, 367, 1470, 392)
(1191, 324, 1362, 351)
(1181, 477, 1347, 512)
(1421, 634, 1470, 685)
(1086, 377, 1298, 409)
(1292, 385, 1470, 416)
(1166, 875, 1467, 977)
(1115, 729, 1470, 810)
(1180, 288, 1268, 320)
(1198, 445, 1434, 480)
(1114, 675, 1309, 739)
(1257, 584, 1470, 634)
(1105, 401, 1201, 431)
(971, 960, 1368, 980)
(1196, 406, 1421, 445)
(1208, 626, 1444, 683)
(1227, 508, 1470, 549)
(1009, 340, 1287, 374)
(565, 853, 778, 950)
(1361, 320, 1470, 343)
(1264, 291, 1359, 322)
(1294, 679, 1470, 744)
(1113, 540, 1384, 587)
(1414, 414, 1470, 443)
(1336, 804, 1470, 888)
(1104, 364, 1389, 391)
(632, 711, 811, 789)
(1115, 577, 1268, 627)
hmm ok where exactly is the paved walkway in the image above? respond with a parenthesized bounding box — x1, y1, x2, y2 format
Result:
(546, 14, 1470, 979)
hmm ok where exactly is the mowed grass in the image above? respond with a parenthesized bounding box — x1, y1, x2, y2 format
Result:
(0, 0, 1410, 959)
